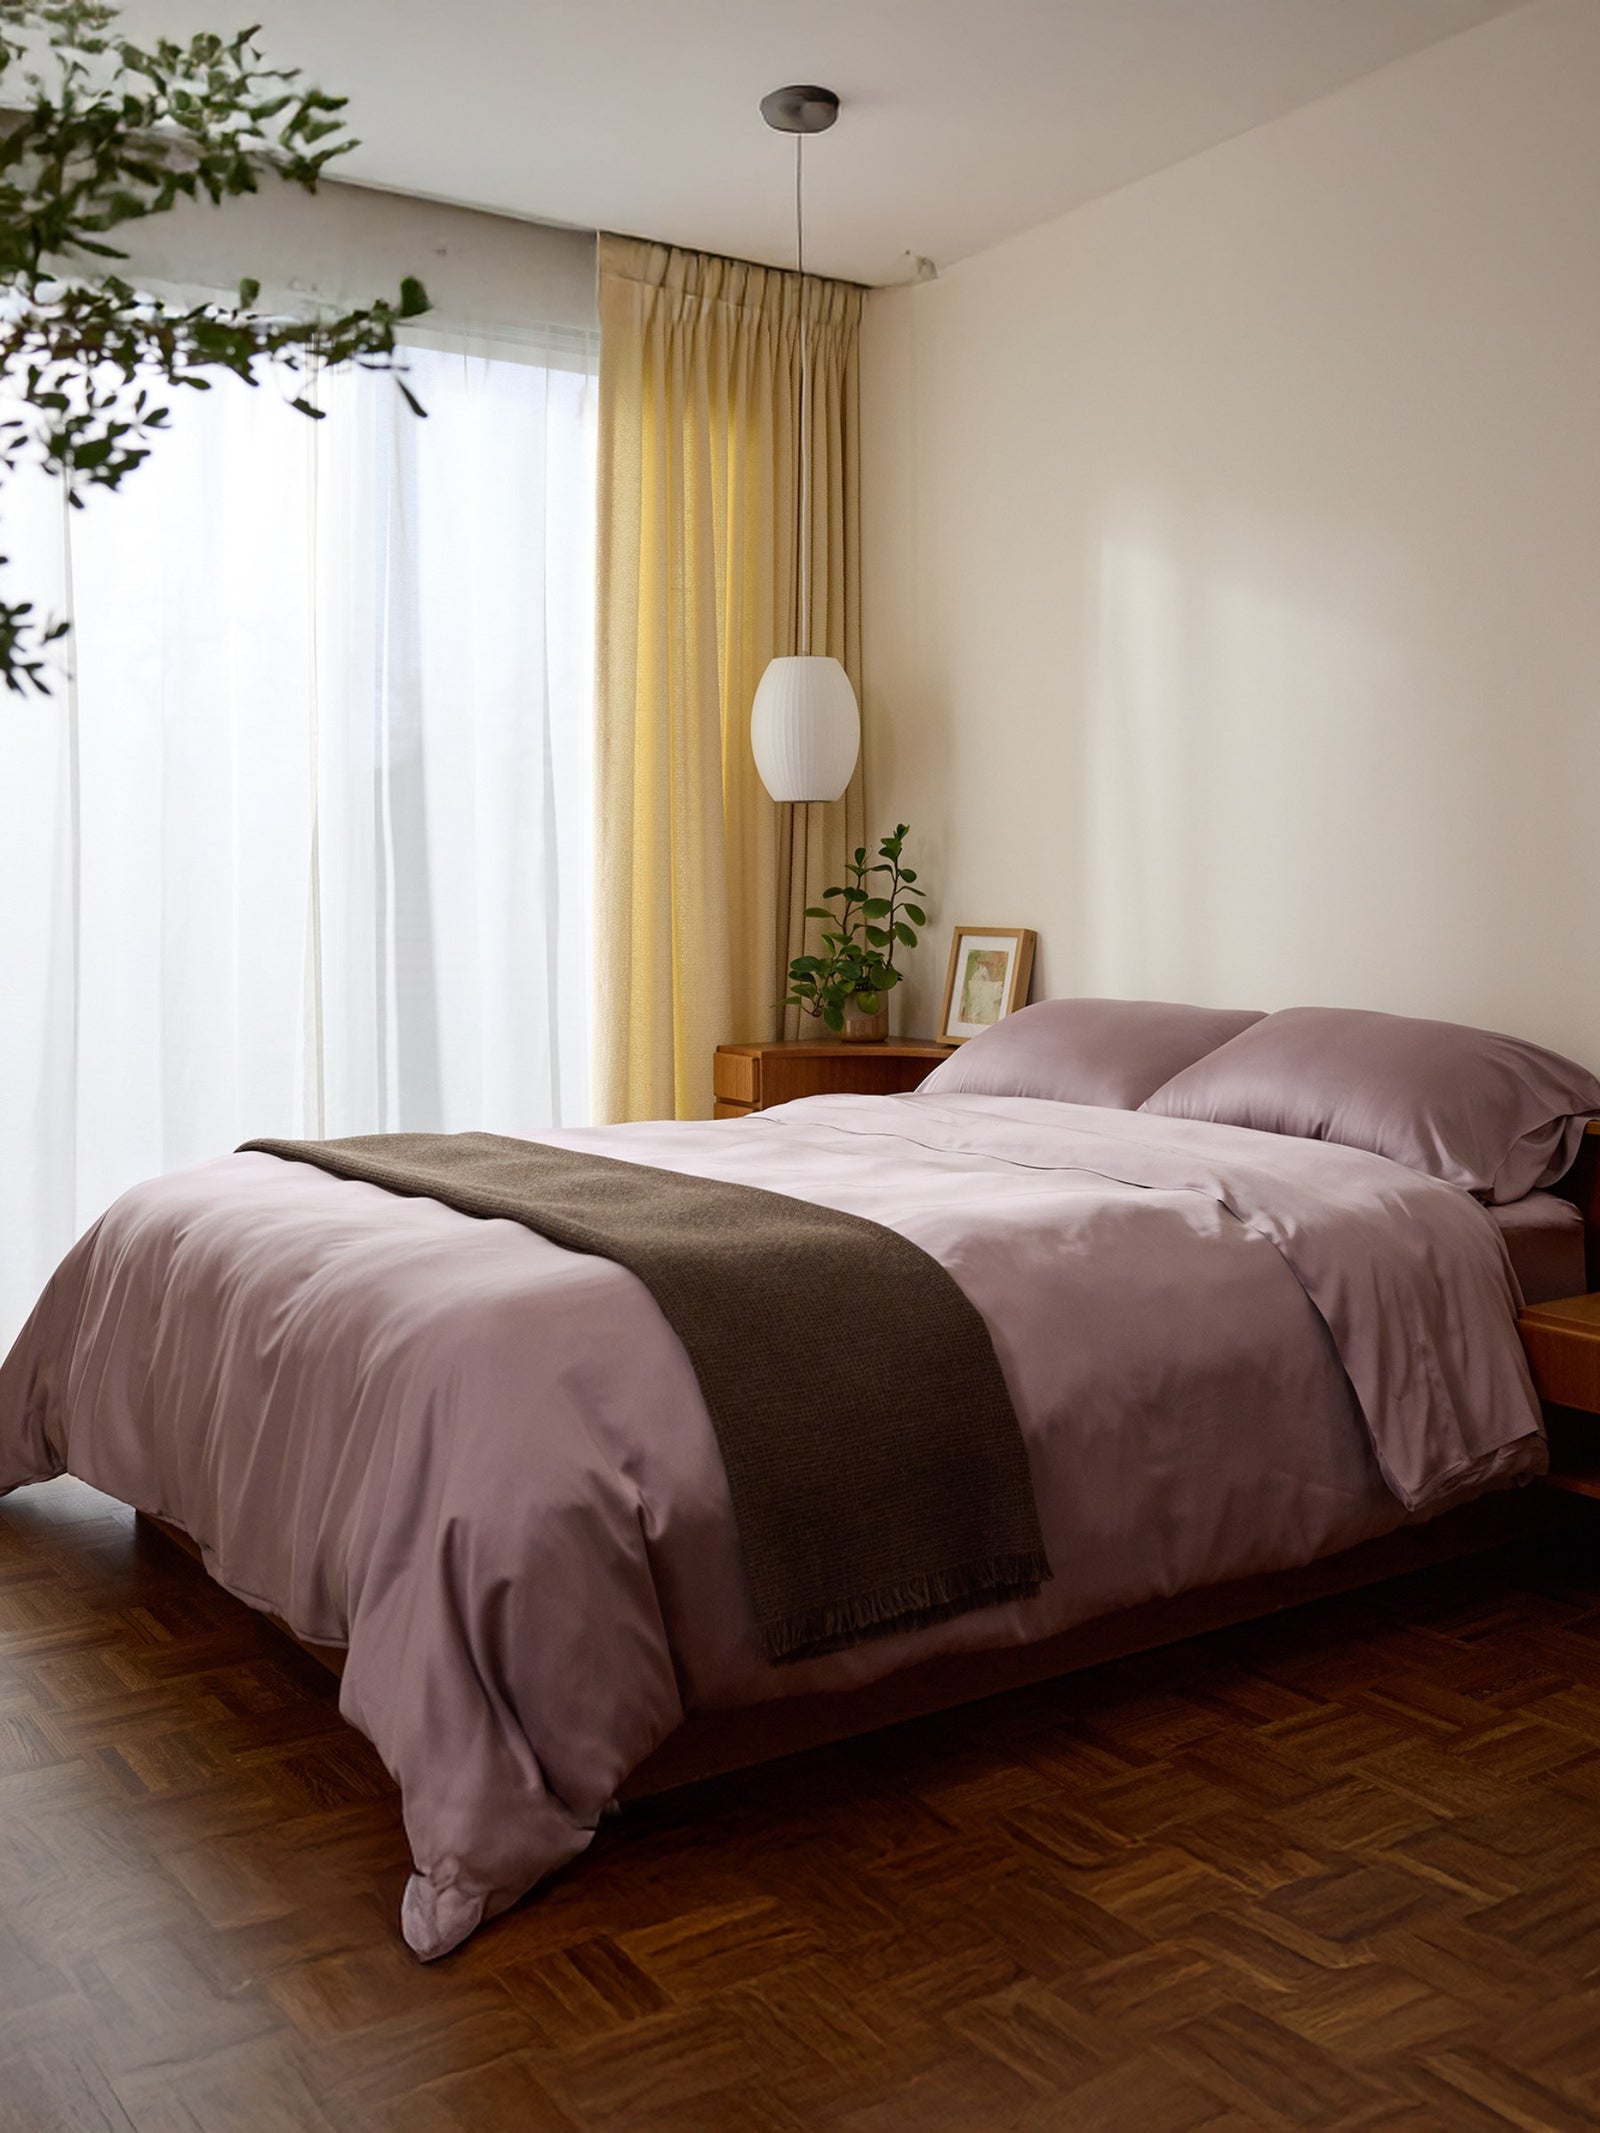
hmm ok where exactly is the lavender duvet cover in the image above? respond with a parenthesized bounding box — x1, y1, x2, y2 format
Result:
(0, 1093, 1546, 1958)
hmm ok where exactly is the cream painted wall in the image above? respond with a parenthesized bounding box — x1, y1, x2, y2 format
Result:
(861, 0, 1600, 1064)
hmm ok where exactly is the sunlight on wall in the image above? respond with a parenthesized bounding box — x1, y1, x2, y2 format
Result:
(862, 0, 1600, 1059)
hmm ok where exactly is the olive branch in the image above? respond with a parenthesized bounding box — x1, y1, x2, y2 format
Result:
(0, 0, 430, 692)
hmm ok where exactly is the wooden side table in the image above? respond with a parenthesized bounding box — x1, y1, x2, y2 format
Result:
(1522, 1291, 1600, 1500)
(1522, 1293, 1600, 1414)
(713, 1039, 952, 1119)
(1519, 1116, 1600, 1495)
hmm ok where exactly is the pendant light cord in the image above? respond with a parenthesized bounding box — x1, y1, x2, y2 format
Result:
(795, 130, 810, 660)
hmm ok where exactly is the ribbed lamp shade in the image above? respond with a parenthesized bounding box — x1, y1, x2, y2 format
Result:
(750, 656, 861, 802)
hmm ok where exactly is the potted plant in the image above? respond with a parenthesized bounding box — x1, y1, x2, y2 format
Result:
(785, 825, 931, 1042)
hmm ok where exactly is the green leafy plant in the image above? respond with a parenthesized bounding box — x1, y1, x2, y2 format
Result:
(0, 0, 430, 693)
(786, 824, 932, 1033)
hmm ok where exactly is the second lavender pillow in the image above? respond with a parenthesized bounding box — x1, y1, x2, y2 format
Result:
(1141, 1005, 1600, 1202)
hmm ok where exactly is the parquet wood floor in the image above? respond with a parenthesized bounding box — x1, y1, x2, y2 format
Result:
(7, 1482, 1600, 2129)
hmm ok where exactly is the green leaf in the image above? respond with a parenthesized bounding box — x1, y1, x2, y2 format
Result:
(894, 923, 917, 947)
(903, 904, 926, 926)
(862, 897, 890, 917)
(0, 12, 435, 696)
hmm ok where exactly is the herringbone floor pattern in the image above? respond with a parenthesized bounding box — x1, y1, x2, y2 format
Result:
(6, 1481, 1600, 2129)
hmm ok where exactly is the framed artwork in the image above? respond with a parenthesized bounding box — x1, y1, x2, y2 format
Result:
(938, 927, 1037, 1044)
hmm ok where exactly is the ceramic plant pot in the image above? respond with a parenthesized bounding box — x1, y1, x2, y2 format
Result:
(839, 996, 889, 1043)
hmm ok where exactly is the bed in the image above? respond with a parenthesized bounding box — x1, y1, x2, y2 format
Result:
(3, 999, 1597, 1960)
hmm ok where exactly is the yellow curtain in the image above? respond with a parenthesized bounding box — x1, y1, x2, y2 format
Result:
(595, 235, 865, 1122)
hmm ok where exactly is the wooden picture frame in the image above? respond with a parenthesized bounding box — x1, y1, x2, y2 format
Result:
(938, 927, 1037, 1044)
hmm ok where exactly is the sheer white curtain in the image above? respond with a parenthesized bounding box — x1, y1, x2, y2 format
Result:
(0, 330, 597, 1344)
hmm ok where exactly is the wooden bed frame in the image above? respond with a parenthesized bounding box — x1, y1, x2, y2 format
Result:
(140, 1492, 1569, 1800)
(138, 1485, 1574, 1803)
(139, 1122, 1600, 1803)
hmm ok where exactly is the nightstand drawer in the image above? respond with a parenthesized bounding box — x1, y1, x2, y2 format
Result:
(1521, 1294, 1600, 1412)
(713, 1051, 760, 1107)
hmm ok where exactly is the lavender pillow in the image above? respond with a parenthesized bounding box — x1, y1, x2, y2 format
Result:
(1143, 1005, 1600, 1203)
(918, 998, 1265, 1111)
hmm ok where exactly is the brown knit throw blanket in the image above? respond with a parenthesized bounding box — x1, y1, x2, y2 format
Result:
(240, 1131, 1050, 1664)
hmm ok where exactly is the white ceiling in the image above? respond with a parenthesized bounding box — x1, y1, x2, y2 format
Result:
(115, 0, 1527, 286)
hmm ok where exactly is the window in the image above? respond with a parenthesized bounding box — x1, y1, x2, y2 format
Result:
(0, 329, 597, 1343)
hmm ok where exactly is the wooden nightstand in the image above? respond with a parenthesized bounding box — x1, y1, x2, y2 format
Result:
(1514, 1123, 1599, 1494)
(1522, 1293, 1600, 1414)
(1522, 1292, 1600, 1499)
(713, 1039, 952, 1119)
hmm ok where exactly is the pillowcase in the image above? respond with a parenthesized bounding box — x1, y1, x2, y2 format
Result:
(1142, 1005, 1600, 1203)
(917, 997, 1265, 1111)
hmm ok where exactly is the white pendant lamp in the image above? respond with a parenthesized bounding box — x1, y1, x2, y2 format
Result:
(750, 84, 860, 805)
(750, 654, 859, 802)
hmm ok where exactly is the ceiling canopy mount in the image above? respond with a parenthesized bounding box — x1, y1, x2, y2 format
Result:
(759, 85, 840, 136)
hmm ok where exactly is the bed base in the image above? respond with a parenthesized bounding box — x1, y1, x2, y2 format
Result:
(139, 1515, 350, 1677)
(140, 1488, 1566, 1803)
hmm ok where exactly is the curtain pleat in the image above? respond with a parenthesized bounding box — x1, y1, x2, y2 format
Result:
(594, 235, 865, 1122)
